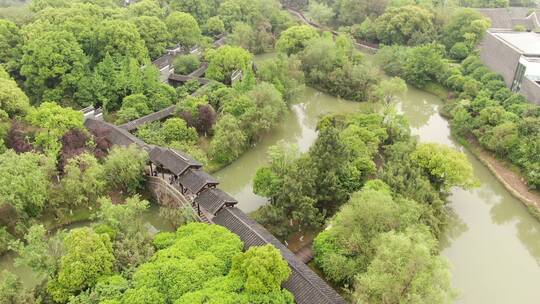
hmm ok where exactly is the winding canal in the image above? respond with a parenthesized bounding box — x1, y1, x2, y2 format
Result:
(1, 52, 539, 303)
(215, 53, 540, 303)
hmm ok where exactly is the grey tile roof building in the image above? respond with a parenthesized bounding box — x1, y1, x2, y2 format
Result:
(476, 7, 539, 30)
(178, 168, 219, 195)
(194, 188, 238, 215)
(149, 147, 202, 176)
(84, 118, 150, 150)
(119, 105, 177, 132)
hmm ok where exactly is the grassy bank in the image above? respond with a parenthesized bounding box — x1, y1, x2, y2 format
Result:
(456, 135, 540, 221)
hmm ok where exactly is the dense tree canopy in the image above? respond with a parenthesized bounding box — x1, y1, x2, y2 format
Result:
(314, 186, 424, 284)
(205, 45, 253, 84)
(131, 16, 170, 60)
(95, 20, 149, 65)
(48, 228, 115, 303)
(26, 101, 84, 155)
(102, 145, 148, 194)
(0, 19, 21, 74)
(354, 227, 456, 303)
(0, 151, 51, 219)
(373, 5, 436, 45)
(0, 71, 30, 118)
(275, 25, 318, 56)
(90, 223, 294, 303)
(20, 30, 87, 105)
(298, 34, 380, 101)
(165, 11, 202, 48)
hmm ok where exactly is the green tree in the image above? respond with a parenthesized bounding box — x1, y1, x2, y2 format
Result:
(373, 77, 407, 106)
(332, 0, 389, 25)
(0, 19, 21, 75)
(228, 22, 255, 51)
(26, 102, 84, 155)
(96, 20, 149, 65)
(95, 195, 154, 271)
(121, 286, 165, 304)
(313, 187, 423, 285)
(275, 25, 318, 55)
(128, 223, 243, 303)
(256, 54, 305, 102)
(404, 43, 446, 88)
(103, 145, 148, 194)
(442, 8, 490, 51)
(411, 143, 477, 191)
(132, 16, 170, 60)
(241, 82, 286, 141)
(0, 151, 51, 219)
(169, 0, 219, 23)
(116, 93, 152, 124)
(209, 114, 247, 164)
(300, 35, 380, 101)
(173, 54, 200, 75)
(0, 271, 34, 304)
(127, 0, 164, 17)
(229, 244, 291, 294)
(354, 227, 456, 304)
(0, 75, 30, 118)
(205, 45, 253, 84)
(20, 30, 87, 105)
(204, 16, 225, 36)
(253, 142, 301, 199)
(161, 117, 198, 144)
(308, 1, 334, 26)
(309, 125, 350, 210)
(55, 153, 105, 210)
(10, 224, 62, 277)
(165, 12, 202, 48)
(253, 156, 321, 238)
(48, 228, 114, 303)
(374, 5, 436, 45)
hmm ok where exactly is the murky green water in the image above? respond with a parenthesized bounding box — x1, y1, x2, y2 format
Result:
(215, 53, 540, 303)
(2, 53, 539, 302)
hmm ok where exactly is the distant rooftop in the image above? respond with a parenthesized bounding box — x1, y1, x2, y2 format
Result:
(492, 31, 540, 55)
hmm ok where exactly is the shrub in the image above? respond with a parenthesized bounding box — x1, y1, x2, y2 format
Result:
(174, 54, 201, 75)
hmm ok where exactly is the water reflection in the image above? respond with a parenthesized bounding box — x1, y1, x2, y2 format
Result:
(397, 94, 438, 129)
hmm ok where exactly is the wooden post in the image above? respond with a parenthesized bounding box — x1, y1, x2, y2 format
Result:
(197, 203, 201, 216)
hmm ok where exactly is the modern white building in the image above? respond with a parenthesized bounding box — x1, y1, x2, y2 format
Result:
(480, 30, 540, 105)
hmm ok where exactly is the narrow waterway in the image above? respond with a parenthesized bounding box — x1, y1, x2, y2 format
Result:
(214, 53, 540, 303)
(2, 53, 539, 302)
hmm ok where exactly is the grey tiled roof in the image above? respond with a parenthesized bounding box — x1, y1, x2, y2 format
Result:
(84, 118, 150, 150)
(178, 168, 219, 194)
(194, 188, 237, 215)
(149, 147, 201, 176)
(168, 74, 210, 85)
(119, 105, 176, 132)
(476, 7, 539, 29)
(213, 207, 347, 304)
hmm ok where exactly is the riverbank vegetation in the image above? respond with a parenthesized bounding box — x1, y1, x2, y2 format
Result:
(370, 10, 540, 190)
(276, 25, 380, 101)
